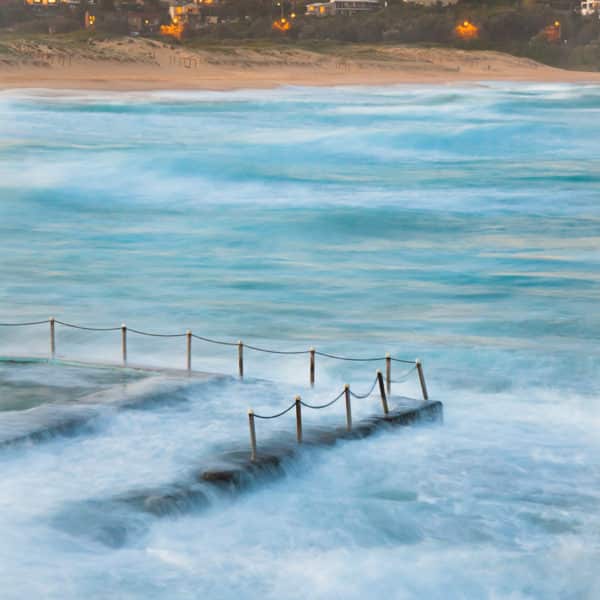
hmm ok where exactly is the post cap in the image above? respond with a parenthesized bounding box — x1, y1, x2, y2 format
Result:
(187, 329, 191, 335)
(295, 395, 302, 401)
(238, 340, 243, 345)
(386, 352, 391, 358)
(49, 316, 55, 322)
(415, 358, 421, 365)
(310, 347, 315, 352)
(344, 383, 350, 390)
(121, 323, 127, 329)
(376, 369, 382, 375)
(248, 408, 254, 415)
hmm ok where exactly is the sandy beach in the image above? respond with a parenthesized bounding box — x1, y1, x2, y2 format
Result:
(1, 38, 600, 90)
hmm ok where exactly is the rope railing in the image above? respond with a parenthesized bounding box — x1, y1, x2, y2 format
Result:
(247, 367, 430, 461)
(0, 320, 50, 327)
(191, 334, 238, 347)
(389, 364, 418, 385)
(299, 389, 346, 410)
(127, 328, 186, 338)
(55, 320, 121, 332)
(390, 357, 417, 364)
(0, 316, 431, 463)
(245, 344, 309, 356)
(348, 375, 379, 400)
(253, 401, 297, 420)
(315, 350, 413, 365)
(0, 317, 426, 391)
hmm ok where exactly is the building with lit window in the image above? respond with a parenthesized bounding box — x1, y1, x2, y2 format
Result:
(581, 0, 600, 16)
(24, 0, 59, 7)
(306, 2, 333, 16)
(306, 0, 379, 16)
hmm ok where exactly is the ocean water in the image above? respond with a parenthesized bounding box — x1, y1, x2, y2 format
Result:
(0, 83, 599, 599)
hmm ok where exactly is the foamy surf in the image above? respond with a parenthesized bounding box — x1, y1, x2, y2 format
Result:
(0, 83, 599, 599)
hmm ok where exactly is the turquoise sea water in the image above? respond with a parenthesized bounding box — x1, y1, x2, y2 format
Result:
(0, 84, 599, 598)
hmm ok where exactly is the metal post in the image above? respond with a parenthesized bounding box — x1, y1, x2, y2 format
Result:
(344, 384, 352, 432)
(186, 330, 192, 373)
(377, 370, 389, 415)
(295, 395, 303, 443)
(309, 347, 315, 387)
(121, 324, 127, 365)
(416, 359, 429, 401)
(238, 340, 244, 378)
(386, 353, 391, 395)
(248, 409, 257, 462)
(49, 317, 55, 359)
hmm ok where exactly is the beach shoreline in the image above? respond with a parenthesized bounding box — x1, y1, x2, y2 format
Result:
(2, 39, 600, 91)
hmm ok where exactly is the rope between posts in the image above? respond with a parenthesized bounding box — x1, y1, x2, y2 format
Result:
(253, 401, 297, 420)
(0, 318, 417, 364)
(245, 344, 309, 356)
(127, 328, 186, 338)
(0, 320, 49, 327)
(252, 370, 397, 420)
(55, 320, 121, 332)
(192, 334, 238, 347)
(349, 375, 379, 400)
(315, 351, 384, 362)
(300, 389, 345, 410)
(389, 365, 418, 384)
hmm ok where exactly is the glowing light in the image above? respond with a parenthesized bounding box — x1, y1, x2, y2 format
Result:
(160, 22, 185, 40)
(455, 20, 479, 41)
(272, 18, 291, 31)
(290, 12, 296, 18)
(542, 21, 561, 43)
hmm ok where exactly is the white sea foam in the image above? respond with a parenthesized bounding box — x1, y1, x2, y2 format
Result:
(0, 83, 599, 598)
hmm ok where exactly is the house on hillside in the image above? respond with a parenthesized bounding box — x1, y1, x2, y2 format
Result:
(581, 0, 600, 16)
(306, 0, 379, 16)
(306, 2, 333, 16)
(127, 11, 162, 34)
(402, 0, 457, 4)
(24, 0, 84, 6)
(24, 0, 59, 7)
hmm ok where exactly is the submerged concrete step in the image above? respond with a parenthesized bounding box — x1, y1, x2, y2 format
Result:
(53, 399, 442, 547)
(200, 400, 443, 487)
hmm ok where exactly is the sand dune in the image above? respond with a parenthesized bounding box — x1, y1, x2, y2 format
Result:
(1, 37, 600, 90)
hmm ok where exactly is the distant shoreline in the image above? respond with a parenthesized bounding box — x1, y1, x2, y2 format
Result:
(2, 39, 600, 91)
